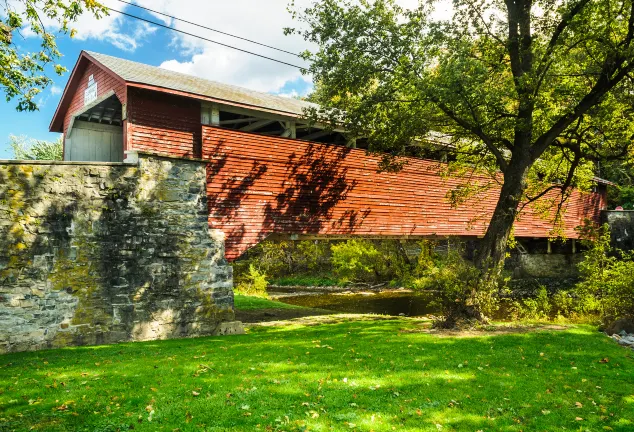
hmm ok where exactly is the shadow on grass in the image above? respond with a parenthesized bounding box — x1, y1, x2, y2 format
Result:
(1, 321, 633, 431)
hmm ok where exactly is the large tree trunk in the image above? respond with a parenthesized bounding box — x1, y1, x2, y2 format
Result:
(475, 158, 531, 277)
(437, 157, 532, 328)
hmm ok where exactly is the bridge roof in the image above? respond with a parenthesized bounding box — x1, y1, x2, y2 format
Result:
(85, 51, 317, 117)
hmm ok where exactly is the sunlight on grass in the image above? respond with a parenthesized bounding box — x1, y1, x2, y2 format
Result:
(1, 320, 633, 431)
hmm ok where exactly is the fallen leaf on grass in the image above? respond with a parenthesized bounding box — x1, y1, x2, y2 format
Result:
(192, 391, 200, 397)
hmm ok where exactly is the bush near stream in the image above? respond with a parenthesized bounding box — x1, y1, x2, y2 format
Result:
(233, 229, 634, 325)
(234, 239, 430, 289)
(575, 223, 634, 324)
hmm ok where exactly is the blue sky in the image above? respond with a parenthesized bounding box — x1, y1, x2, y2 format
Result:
(0, 0, 319, 158)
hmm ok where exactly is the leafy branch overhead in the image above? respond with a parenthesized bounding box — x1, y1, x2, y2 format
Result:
(289, 0, 634, 272)
(0, 0, 107, 111)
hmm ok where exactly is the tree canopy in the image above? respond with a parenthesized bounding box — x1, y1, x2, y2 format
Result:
(1, 0, 106, 111)
(289, 0, 634, 276)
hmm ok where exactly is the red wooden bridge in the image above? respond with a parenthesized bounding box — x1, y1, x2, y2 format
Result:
(202, 127, 604, 260)
(51, 51, 607, 261)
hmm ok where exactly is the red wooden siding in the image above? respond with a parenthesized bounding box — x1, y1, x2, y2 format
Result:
(202, 126, 605, 260)
(62, 62, 126, 137)
(127, 88, 202, 158)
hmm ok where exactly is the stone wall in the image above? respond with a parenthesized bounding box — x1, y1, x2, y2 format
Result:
(604, 210, 634, 251)
(509, 253, 583, 279)
(0, 153, 239, 354)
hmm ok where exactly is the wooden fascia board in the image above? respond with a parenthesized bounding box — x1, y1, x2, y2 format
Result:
(49, 53, 89, 132)
(82, 51, 128, 90)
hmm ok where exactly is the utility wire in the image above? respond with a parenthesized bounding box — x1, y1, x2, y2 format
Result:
(115, 0, 301, 58)
(106, 7, 307, 70)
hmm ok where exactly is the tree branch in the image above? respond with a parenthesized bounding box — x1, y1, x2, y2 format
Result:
(429, 96, 509, 171)
(531, 60, 634, 161)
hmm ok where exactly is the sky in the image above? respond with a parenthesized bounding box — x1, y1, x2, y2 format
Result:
(0, 0, 452, 158)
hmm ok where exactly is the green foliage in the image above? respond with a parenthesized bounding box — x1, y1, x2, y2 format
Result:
(1, 0, 107, 111)
(420, 249, 502, 324)
(576, 223, 634, 319)
(601, 157, 634, 209)
(330, 239, 413, 284)
(330, 239, 379, 282)
(235, 264, 268, 298)
(9, 134, 62, 160)
(550, 290, 575, 318)
(289, 0, 634, 276)
(510, 286, 552, 320)
(272, 275, 338, 287)
(613, 185, 634, 209)
(235, 240, 331, 281)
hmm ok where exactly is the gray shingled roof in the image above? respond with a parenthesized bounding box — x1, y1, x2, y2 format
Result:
(86, 51, 317, 116)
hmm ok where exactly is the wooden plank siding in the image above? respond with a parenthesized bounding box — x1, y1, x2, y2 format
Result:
(201, 126, 605, 261)
(127, 88, 202, 158)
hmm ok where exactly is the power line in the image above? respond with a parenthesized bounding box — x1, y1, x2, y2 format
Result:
(115, 0, 301, 58)
(106, 7, 307, 70)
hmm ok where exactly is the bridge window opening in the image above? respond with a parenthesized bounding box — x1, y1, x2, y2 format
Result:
(64, 93, 124, 162)
(206, 104, 459, 163)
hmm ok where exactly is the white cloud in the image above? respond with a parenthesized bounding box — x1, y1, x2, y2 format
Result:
(151, 0, 453, 95)
(147, 0, 314, 94)
(5, 0, 453, 95)
(276, 89, 301, 99)
(50, 85, 62, 96)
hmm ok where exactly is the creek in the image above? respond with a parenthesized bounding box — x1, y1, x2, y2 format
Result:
(268, 287, 439, 317)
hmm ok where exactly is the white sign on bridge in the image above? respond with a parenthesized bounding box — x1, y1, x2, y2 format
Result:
(84, 75, 97, 106)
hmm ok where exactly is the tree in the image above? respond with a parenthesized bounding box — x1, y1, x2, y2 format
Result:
(1, 0, 106, 111)
(601, 157, 634, 209)
(9, 134, 63, 160)
(288, 0, 634, 305)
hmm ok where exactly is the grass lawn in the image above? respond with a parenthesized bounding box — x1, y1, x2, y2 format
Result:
(1, 320, 633, 431)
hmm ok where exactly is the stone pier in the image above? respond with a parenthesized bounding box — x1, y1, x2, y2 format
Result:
(0, 152, 241, 354)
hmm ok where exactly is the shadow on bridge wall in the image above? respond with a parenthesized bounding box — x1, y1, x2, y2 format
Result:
(202, 128, 608, 260)
(205, 139, 369, 259)
(262, 144, 363, 233)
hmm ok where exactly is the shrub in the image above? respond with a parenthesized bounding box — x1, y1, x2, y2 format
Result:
(418, 249, 502, 326)
(236, 240, 332, 281)
(510, 286, 551, 320)
(576, 223, 634, 320)
(235, 264, 268, 297)
(550, 290, 574, 317)
(329, 239, 413, 283)
(330, 239, 380, 282)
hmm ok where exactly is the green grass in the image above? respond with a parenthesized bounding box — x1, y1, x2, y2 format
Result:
(234, 294, 306, 310)
(1, 320, 633, 431)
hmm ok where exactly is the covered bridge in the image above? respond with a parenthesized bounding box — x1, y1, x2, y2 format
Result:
(50, 51, 607, 260)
